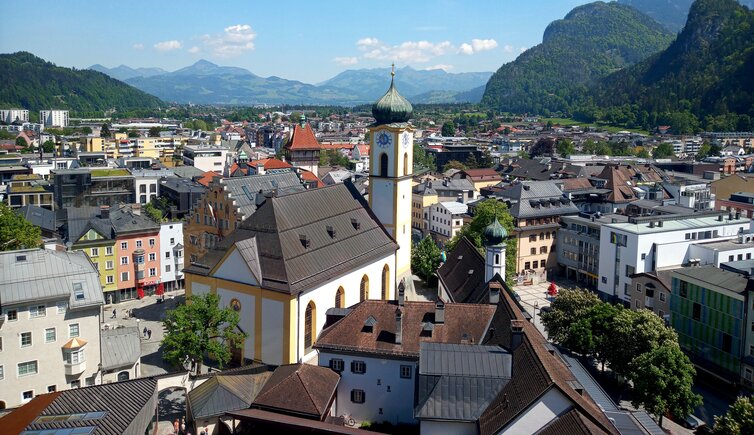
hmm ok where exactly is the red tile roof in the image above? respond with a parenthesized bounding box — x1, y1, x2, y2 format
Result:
(320, 143, 352, 150)
(286, 124, 321, 151)
(315, 300, 496, 358)
(0, 392, 61, 434)
(249, 158, 292, 170)
(298, 169, 325, 187)
(196, 170, 221, 187)
(252, 364, 339, 420)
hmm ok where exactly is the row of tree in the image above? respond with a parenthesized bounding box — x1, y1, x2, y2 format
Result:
(540, 289, 701, 424)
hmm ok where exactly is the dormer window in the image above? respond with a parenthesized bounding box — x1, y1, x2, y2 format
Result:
(299, 234, 311, 248)
(73, 283, 85, 301)
(363, 316, 377, 333)
(351, 218, 361, 230)
(327, 225, 336, 238)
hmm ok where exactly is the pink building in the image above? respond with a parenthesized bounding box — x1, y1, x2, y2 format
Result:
(112, 204, 162, 301)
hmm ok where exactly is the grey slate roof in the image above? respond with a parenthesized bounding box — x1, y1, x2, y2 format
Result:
(492, 181, 579, 219)
(187, 183, 397, 295)
(438, 237, 487, 304)
(415, 343, 511, 421)
(220, 171, 305, 218)
(0, 249, 103, 309)
(109, 203, 160, 234)
(171, 165, 206, 179)
(64, 206, 114, 243)
(101, 327, 141, 371)
(22, 377, 158, 435)
(419, 343, 512, 378)
(673, 265, 749, 293)
(188, 368, 273, 420)
(16, 205, 57, 233)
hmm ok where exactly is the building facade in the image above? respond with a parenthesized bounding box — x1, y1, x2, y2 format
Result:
(39, 110, 69, 128)
(0, 249, 104, 409)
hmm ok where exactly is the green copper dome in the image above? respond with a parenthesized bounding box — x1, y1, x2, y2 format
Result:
(372, 67, 413, 125)
(484, 218, 507, 246)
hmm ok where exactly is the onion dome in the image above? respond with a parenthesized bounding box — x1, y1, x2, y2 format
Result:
(372, 65, 413, 125)
(484, 218, 507, 246)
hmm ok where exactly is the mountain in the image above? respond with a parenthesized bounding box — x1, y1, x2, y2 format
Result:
(586, 0, 754, 132)
(481, 1, 674, 116)
(320, 67, 492, 102)
(89, 64, 167, 81)
(618, 0, 754, 32)
(0, 52, 164, 113)
(95, 60, 490, 105)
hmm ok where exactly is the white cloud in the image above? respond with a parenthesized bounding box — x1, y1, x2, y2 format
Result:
(458, 43, 473, 55)
(334, 56, 358, 66)
(360, 39, 452, 62)
(520, 46, 527, 53)
(188, 46, 201, 54)
(154, 40, 182, 52)
(202, 24, 256, 58)
(503, 44, 514, 53)
(357, 37, 381, 49)
(132, 43, 144, 50)
(458, 38, 498, 55)
(425, 64, 453, 71)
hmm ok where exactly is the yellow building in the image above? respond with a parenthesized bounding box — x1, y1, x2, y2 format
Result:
(67, 213, 119, 296)
(411, 183, 438, 236)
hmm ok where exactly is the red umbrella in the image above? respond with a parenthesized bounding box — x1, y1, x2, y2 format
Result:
(548, 282, 558, 297)
(156, 283, 164, 296)
(137, 286, 145, 299)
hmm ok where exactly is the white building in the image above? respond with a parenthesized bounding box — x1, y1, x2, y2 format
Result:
(0, 109, 29, 124)
(428, 201, 467, 242)
(99, 327, 141, 383)
(182, 144, 230, 173)
(663, 181, 716, 211)
(597, 214, 751, 303)
(0, 249, 104, 409)
(39, 110, 69, 128)
(159, 221, 184, 292)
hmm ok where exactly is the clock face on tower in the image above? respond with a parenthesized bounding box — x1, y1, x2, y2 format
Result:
(376, 131, 392, 149)
(401, 132, 411, 149)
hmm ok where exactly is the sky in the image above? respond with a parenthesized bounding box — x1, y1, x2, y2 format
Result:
(0, 0, 590, 84)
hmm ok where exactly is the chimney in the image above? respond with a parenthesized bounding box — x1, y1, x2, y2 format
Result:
(435, 299, 445, 324)
(395, 307, 403, 345)
(511, 320, 524, 350)
(736, 211, 741, 220)
(398, 280, 405, 306)
(489, 282, 501, 304)
(730, 212, 734, 221)
(657, 220, 663, 227)
(257, 162, 265, 175)
(100, 205, 110, 219)
(718, 214, 724, 222)
(649, 221, 655, 228)
(132, 204, 141, 216)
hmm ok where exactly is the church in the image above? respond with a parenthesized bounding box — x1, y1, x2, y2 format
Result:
(183, 69, 416, 365)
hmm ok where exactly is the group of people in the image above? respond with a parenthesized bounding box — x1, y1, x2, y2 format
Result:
(172, 416, 207, 435)
(143, 326, 152, 340)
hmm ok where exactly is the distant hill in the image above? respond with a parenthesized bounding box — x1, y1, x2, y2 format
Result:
(0, 52, 164, 113)
(586, 0, 754, 132)
(89, 64, 167, 81)
(481, 1, 674, 115)
(410, 85, 487, 104)
(618, 0, 754, 31)
(93, 60, 490, 105)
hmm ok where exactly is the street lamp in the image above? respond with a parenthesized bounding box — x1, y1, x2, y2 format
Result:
(534, 301, 539, 324)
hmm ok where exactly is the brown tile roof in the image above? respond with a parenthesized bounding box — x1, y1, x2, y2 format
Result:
(321, 143, 352, 150)
(478, 287, 618, 435)
(537, 408, 607, 435)
(225, 408, 367, 434)
(187, 183, 396, 295)
(252, 364, 340, 420)
(0, 391, 61, 435)
(460, 168, 503, 182)
(286, 123, 321, 151)
(438, 237, 488, 303)
(594, 164, 667, 203)
(561, 177, 594, 192)
(315, 300, 497, 358)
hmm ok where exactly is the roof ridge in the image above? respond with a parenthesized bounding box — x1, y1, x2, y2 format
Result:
(295, 366, 322, 414)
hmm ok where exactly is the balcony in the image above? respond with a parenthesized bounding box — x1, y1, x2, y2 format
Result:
(62, 337, 87, 375)
(65, 360, 87, 376)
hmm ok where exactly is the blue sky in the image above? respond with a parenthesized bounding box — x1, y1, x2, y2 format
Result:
(0, 0, 590, 83)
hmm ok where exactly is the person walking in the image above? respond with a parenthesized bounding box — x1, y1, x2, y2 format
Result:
(147, 329, 152, 340)
(143, 326, 148, 338)
(111, 308, 116, 319)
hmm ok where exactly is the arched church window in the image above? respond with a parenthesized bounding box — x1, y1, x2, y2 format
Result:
(335, 286, 345, 308)
(360, 275, 369, 301)
(382, 265, 390, 300)
(403, 153, 408, 176)
(305, 301, 316, 349)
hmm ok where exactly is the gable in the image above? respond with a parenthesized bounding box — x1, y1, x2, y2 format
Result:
(212, 246, 260, 286)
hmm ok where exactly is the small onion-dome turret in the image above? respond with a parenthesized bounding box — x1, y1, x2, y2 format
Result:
(484, 218, 507, 246)
(372, 65, 413, 125)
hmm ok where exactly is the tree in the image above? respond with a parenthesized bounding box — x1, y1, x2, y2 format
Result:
(149, 126, 162, 137)
(464, 153, 479, 169)
(712, 396, 754, 435)
(42, 140, 55, 153)
(411, 236, 442, 284)
(0, 202, 41, 251)
(144, 202, 164, 223)
(695, 143, 712, 160)
(193, 119, 208, 131)
(162, 293, 247, 373)
(81, 126, 92, 135)
(445, 200, 517, 284)
(442, 160, 468, 172)
(441, 121, 456, 137)
(653, 142, 675, 159)
(100, 123, 111, 138)
(15, 136, 27, 148)
(634, 147, 650, 158)
(556, 139, 575, 157)
(605, 308, 677, 378)
(529, 137, 555, 158)
(631, 344, 702, 426)
(413, 143, 436, 170)
(540, 288, 601, 346)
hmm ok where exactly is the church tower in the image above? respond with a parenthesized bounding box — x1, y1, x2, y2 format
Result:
(484, 217, 507, 282)
(369, 66, 414, 292)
